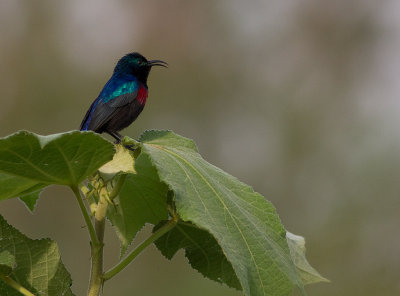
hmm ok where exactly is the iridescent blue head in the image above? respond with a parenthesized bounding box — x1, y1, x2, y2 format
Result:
(113, 52, 167, 85)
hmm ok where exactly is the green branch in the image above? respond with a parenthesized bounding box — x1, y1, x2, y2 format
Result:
(102, 217, 178, 281)
(70, 185, 99, 245)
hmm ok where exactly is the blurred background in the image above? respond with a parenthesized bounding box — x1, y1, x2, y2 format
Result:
(1, 0, 399, 295)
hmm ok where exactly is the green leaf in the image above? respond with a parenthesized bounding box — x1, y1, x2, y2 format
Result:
(154, 221, 241, 290)
(107, 152, 168, 255)
(19, 188, 43, 212)
(139, 130, 312, 296)
(0, 250, 15, 275)
(286, 232, 329, 285)
(0, 130, 114, 186)
(0, 214, 74, 296)
(0, 171, 45, 202)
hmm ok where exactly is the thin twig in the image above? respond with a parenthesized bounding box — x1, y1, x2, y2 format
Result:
(70, 185, 98, 245)
(102, 217, 178, 281)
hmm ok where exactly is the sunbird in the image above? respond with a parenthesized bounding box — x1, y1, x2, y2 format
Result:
(80, 52, 167, 142)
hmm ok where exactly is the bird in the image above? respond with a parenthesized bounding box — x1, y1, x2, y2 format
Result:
(80, 52, 167, 143)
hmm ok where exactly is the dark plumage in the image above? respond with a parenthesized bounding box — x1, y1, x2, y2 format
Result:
(80, 52, 167, 142)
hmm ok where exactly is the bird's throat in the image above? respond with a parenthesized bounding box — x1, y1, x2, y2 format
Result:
(136, 84, 148, 105)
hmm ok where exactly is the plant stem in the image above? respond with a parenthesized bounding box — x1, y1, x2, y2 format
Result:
(102, 217, 178, 281)
(88, 186, 109, 296)
(0, 274, 35, 296)
(71, 185, 98, 245)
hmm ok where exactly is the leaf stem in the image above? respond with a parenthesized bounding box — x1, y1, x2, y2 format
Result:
(70, 185, 99, 246)
(102, 217, 178, 281)
(0, 274, 35, 296)
(109, 174, 127, 201)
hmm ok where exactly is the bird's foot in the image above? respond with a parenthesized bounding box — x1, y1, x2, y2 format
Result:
(121, 136, 139, 152)
(123, 144, 135, 152)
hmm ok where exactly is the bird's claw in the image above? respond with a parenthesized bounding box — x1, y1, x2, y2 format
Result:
(123, 144, 135, 152)
(122, 136, 138, 146)
(121, 136, 139, 152)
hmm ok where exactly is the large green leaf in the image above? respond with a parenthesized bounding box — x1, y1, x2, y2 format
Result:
(0, 131, 114, 186)
(0, 171, 45, 212)
(286, 232, 329, 285)
(0, 250, 15, 275)
(107, 152, 168, 255)
(139, 130, 315, 296)
(0, 171, 45, 202)
(0, 214, 74, 296)
(154, 221, 242, 290)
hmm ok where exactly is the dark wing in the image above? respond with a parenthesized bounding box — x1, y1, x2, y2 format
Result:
(82, 91, 138, 133)
(80, 99, 96, 131)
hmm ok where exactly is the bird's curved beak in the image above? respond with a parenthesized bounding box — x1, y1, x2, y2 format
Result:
(148, 59, 168, 68)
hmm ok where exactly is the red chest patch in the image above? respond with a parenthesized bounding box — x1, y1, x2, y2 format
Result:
(137, 84, 148, 105)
